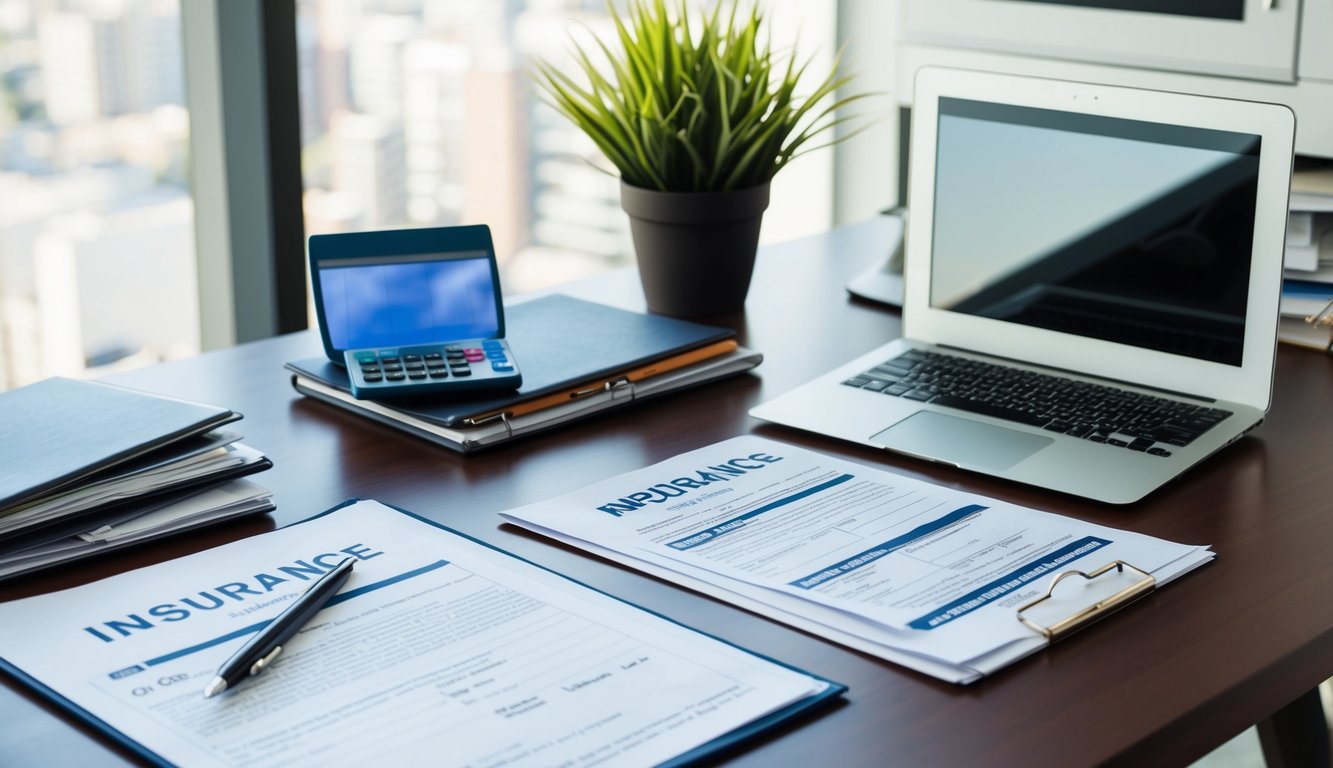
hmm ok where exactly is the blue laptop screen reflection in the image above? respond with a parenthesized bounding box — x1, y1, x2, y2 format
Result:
(319, 252, 499, 350)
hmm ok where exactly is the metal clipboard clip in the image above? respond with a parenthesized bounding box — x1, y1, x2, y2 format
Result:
(460, 411, 513, 437)
(1016, 560, 1156, 642)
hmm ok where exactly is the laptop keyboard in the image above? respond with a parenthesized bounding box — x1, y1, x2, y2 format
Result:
(843, 349, 1232, 458)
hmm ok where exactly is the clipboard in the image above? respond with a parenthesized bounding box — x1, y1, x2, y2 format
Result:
(1016, 560, 1156, 642)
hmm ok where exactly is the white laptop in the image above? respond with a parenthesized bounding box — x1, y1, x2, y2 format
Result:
(751, 68, 1294, 504)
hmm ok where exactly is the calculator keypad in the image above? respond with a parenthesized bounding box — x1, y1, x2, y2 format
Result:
(344, 339, 521, 399)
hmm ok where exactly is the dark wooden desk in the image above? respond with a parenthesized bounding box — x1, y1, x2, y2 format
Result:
(3, 218, 1332, 767)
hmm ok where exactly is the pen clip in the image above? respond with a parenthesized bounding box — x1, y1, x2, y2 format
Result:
(249, 646, 283, 676)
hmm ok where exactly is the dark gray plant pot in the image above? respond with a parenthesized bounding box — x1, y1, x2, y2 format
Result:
(620, 180, 771, 318)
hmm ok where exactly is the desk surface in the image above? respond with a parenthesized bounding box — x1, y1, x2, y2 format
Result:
(3, 218, 1333, 767)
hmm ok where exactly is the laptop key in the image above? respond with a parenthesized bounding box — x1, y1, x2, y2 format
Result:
(930, 394, 1048, 427)
(872, 365, 909, 377)
(1174, 418, 1215, 433)
(1148, 426, 1198, 445)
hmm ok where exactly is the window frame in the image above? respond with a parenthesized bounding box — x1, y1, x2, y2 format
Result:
(182, 0, 307, 349)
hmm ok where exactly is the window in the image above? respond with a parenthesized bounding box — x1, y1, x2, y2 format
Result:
(0, 0, 195, 390)
(295, 0, 840, 297)
(0, 0, 880, 393)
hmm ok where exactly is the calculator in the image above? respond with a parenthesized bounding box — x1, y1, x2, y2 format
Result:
(309, 225, 522, 400)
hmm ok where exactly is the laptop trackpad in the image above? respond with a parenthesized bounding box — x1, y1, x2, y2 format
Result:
(870, 411, 1054, 471)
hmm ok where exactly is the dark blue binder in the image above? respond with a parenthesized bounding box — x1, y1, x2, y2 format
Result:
(285, 294, 736, 427)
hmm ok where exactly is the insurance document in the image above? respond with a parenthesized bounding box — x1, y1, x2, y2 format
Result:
(500, 437, 1214, 684)
(0, 500, 838, 767)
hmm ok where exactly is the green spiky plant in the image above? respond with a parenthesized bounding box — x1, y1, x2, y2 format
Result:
(535, 0, 869, 193)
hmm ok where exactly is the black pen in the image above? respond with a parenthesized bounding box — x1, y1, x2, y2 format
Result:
(202, 557, 355, 698)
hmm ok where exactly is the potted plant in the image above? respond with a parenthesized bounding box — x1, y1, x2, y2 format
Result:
(536, 0, 869, 317)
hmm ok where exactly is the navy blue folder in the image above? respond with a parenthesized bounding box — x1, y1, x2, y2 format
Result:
(285, 294, 736, 427)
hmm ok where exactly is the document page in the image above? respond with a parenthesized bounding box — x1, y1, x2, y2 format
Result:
(500, 437, 1213, 682)
(0, 500, 833, 767)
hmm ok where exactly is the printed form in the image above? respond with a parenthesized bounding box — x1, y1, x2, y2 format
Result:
(501, 437, 1214, 683)
(0, 501, 833, 767)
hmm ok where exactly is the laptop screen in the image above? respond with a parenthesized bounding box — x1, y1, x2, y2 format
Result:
(929, 97, 1261, 367)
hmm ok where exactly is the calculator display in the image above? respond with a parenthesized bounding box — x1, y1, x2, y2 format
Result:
(316, 250, 500, 351)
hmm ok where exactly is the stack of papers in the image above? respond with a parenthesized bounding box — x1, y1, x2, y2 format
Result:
(500, 437, 1214, 684)
(1284, 211, 1333, 274)
(1287, 160, 1333, 274)
(1282, 161, 1333, 348)
(1280, 202, 1333, 348)
(0, 480, 273, 580)
(0, 377, 275, 580)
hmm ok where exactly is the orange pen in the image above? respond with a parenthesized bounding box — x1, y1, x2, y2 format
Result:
(461, 339, 739, 426)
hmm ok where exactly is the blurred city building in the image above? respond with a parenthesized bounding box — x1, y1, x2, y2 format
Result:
(1, 0, 191, 390)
